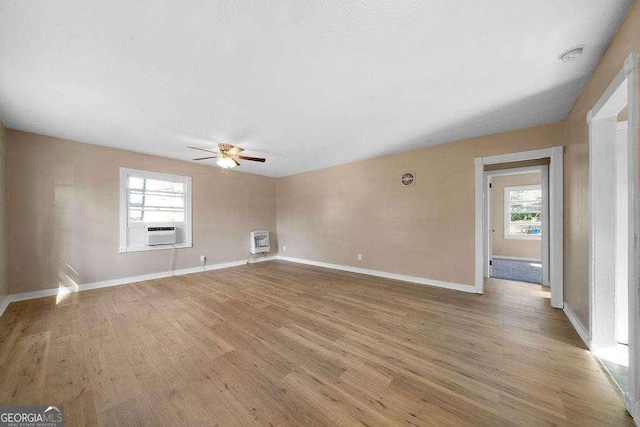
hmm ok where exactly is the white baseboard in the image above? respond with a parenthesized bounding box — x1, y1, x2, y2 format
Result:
(0, 256, 276, 317)
(276, 256, 476, 294)
(492, 255, 541, 263)
(563, 302, 591, 349)
(564, 302, 640, 423)
(0, 295, 11, 319)
(624, 395, 640, 425)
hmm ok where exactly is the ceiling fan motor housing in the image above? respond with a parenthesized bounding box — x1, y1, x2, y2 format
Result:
(218, 143, 235, 153)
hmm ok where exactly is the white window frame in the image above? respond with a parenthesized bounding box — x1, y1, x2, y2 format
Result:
(119, 167, 192, 253)
(504, 184, 542, 240)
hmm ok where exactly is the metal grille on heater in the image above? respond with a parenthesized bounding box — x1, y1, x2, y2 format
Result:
(250, 230, 270, 254)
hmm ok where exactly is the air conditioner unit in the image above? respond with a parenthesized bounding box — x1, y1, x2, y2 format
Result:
(146, 226, 176, 246)
(250, 230, 270, 254)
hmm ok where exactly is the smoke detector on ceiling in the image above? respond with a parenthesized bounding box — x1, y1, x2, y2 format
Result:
(559, 45, 585, 62)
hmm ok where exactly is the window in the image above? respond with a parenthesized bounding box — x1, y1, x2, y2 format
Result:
(119, 168, 192, 252)
(504, 185, 542, 239)
(128, 176, 185, 223)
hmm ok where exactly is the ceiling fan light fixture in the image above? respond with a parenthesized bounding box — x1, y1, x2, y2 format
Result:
(189, 144, 264, 168)
(216, 156, 238, 169)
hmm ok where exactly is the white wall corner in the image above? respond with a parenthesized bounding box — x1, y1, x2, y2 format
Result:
(564, 302, 591, 349)
(587, 110, 594, 124)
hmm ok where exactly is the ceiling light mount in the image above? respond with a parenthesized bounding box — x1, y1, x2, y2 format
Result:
(559, 45, 585, 62)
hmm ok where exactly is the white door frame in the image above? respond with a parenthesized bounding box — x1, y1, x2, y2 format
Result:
(474, 146, 563, 308)
(484, 165, 549, 286)
(587, 52, 639, 420)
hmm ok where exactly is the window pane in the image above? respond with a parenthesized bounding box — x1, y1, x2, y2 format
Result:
(509, 222, 542, 236)
(509, 201, 541, 213)
(128, 177, 145, 189)
(507, 186, 542, 237)
(509, 189, 541, 213)
(510, 212, 540, 222)
(129, 210, 143, 222)
(145, 179, 183, 193)
(127, 175, 185, 223)
(142, 210, 184, 222)
(142, 194, 184, 208)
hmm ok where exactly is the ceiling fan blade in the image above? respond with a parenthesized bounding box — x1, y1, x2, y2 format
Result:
(188, 146, 219, 154)
(193, 156, 219, 160)
(228, 146, 244, 155)
(237, 155, 266, 162)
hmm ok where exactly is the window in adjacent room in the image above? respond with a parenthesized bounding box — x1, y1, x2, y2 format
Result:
(119, 168, 192, 252)
(504, 185, 542, 239)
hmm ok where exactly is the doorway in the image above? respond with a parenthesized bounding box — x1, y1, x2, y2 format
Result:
(474, 146, 563, 308)
(588, 52, 639, 416)
(486, 166, 548, 286)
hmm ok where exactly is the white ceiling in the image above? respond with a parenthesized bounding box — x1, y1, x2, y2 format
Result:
(0, 1, 633, 177)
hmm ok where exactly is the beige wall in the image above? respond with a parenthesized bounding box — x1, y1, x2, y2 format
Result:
(0, 121, 6, 302)
(564, 1, 640, 329)
(490, 173, 542, 260)
(6, 130, 277, 294)
(619, 106, 629, 122)
(277, 122, 564, 288)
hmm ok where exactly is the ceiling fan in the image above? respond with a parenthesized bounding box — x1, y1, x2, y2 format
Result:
(188, 143, 266, 169)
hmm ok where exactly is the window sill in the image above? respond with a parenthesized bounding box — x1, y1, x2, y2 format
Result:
(504, 235, 541, 241)
(119, 242, 192, 254)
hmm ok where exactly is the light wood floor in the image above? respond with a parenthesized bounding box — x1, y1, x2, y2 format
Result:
(0, 260, 633, 425)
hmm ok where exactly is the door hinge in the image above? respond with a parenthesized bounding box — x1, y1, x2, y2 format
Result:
(489, 260, 493, 266)
(489, 183, 492, 189)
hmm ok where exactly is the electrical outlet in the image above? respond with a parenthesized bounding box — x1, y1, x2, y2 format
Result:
(357, 254, 362, 261)
(200, 255, 206, 263)
(283, 245, 287, 252)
